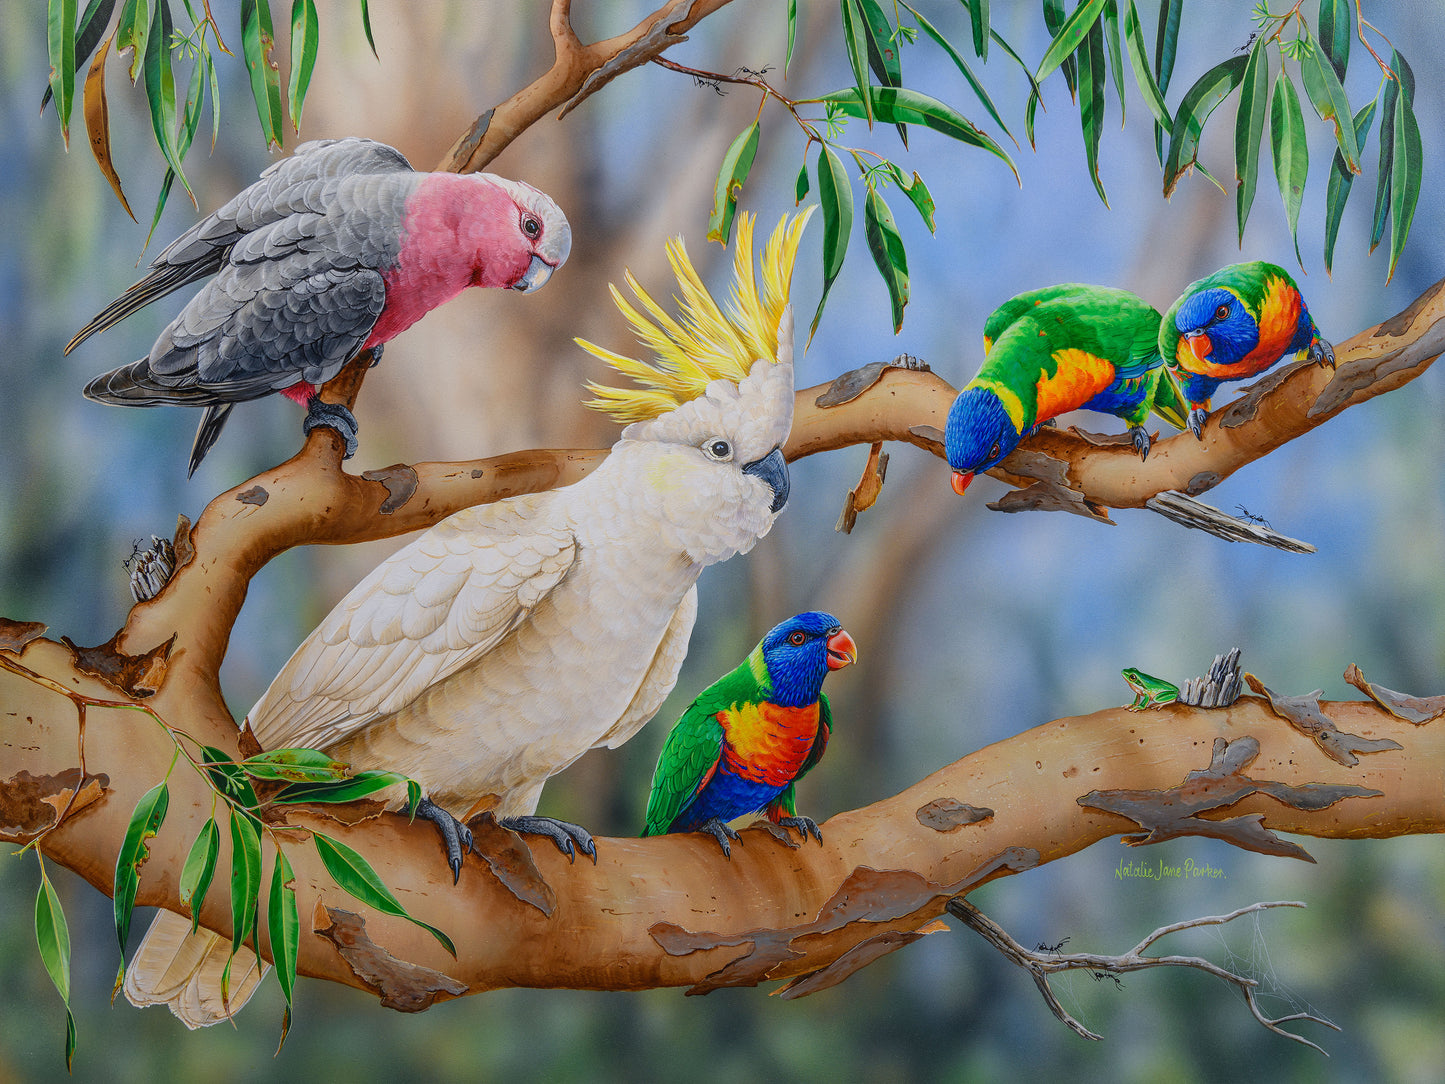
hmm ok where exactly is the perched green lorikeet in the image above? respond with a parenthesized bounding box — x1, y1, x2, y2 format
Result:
(1159, 261, 1335, 439)
(642, 611, 857, 857)
(945, 284, 1188, 495)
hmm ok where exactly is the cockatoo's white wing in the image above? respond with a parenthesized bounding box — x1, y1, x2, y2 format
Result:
(248, 497, 576, 752)
(591, 583, 699, 751)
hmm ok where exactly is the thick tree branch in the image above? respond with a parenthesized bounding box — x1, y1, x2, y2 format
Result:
(5, 649, 1441, 1007)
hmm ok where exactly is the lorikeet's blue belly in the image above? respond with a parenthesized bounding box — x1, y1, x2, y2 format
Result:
(1081, 375, 1149, 417)
(671, 770, 786, 832)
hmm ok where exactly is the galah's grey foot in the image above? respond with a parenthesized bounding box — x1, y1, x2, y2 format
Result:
(698, 817, 740, 858)
(501, 815, 597, 863)
(1187, 408, 1208, 440)
(414, 797, 474, 884)
(1129, 426, 1151, 461)
(302, 399, 359, 459)
(1310, 336, 1336, 369)
(773, 815, 823, 844)
(368, 342, 385, 367)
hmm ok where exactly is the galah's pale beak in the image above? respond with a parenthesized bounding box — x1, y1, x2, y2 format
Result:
(1179, 331, 1212, 366)
(825, 628, 858, 670)
(951, 470, 974, 496)
(512, 254, 556, 293)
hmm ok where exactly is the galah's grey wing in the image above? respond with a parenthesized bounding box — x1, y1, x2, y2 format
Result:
(67, 138, 414, 353)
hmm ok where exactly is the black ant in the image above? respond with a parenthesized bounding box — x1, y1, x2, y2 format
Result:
(1090, 970, 1124, 988)
(1236, 32, 1257, 54)
(1036, 937, 1070, 954)
(1236, 504, 1273, 530)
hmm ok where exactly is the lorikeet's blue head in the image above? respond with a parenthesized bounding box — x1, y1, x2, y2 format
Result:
(1172, 287, 1260, 369)
(944, 386, 1019, 495)
(758, 611, 857, 708)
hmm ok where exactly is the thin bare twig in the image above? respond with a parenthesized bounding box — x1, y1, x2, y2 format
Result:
(946, 898, 1340, 1054)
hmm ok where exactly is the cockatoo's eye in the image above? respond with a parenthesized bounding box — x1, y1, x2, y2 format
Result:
(1214, 302, 1230, 321)
(702, 438, 733, 461)
(521, 213, 542, 239)
(788, 630, 807, 646)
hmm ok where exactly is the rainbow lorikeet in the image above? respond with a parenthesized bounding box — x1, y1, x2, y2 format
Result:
(642, 611, 857, 857)
(945, 284, 1188, 495)
(1159, 261, 1334, 439)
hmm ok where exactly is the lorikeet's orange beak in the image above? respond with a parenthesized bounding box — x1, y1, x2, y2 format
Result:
(826, 629, 858, 670)
(951, 470, 974, 496)
(1179, 331, 1212, 367)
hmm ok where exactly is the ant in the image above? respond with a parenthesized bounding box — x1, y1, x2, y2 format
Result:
(1236, 32, 1258, 54)
(1090, 970, 1125, 988)
(1035, 937, 1070, 954)
(1236, 504, 1273, 530)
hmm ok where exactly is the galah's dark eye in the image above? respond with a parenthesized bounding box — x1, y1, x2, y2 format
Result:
(522, 213, 541, 238)
(1214, 302, 1230, 321)
(702, 438, 733, 461)
(788, 630, 807, 646)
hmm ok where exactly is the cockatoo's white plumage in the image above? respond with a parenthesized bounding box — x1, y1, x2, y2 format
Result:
(124, 212, 807, 1029)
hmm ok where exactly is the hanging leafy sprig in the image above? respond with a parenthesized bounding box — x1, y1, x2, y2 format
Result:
(41, 0, 375, 239)
(1029, 0, 1421, 279)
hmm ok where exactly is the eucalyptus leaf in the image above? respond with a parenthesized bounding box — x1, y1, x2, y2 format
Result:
(179, 817, 221, 933)
(113, 780, 169, 958)
(809, 142, 854, 343)
(1234, 36, 1273, 245)
(287, 0, 319, 133)
(1270, 73, 1309, 267)
(1079, 17, 1109, 206)
(706, 122, 760, 246)
(313, 832, 457, 957)
(863, 186, 909, 331)
(1036, 0, 1108, 87)
(1162, 55, 1247, 197)
(1324, 100, 1376, 274)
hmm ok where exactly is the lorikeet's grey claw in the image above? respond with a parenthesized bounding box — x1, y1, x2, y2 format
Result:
(414, 797, 475, 884)
(1187, 408, 1208, 440)
(698, 817, 741, 858)
(1128, 426, 1151, 461)
(303, 399, 360, 459)
(501, 815, 598, 863)
(774, 815, 822, 844)
(1310, 337, 1336, 369)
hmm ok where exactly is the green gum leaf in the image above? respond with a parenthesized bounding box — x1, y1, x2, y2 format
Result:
(287, 0, 318, 133)
(313, 832, 457, 957)
(900, 2, 1015, 144)
(268, 848, 299, 1019)
(179, 816, 221, 932)
(1317, 0, 1350, 80)
(1123, 0, 1170, 133)
(228, 808, 262, 957)
(1386, 89, 1422, 283)
(1324, 100, 1376, 274)
(113, 781, 170, 959)
(1162, 54, 1247, 197)
(242, 747, 350, 783)
(271, 769, 408, 805)
(706, 122, 760, 246)
(1234, 36, 1273, 246)
(47, 0, 78, 146)
(1270, 73, 1309, 267)
(808, 142, 853, 343)
(1299, 27, 1359, 173)
(1102, 0, 1126, 126)
(1036, 0, 1107, 88)
(1079, 17, 1109, 206)
(839, 0, 873, 125)
(863, 186, 909, 331)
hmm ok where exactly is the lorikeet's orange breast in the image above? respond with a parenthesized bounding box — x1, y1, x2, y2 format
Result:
(1240, 274, 1304, 370)
(1034, 348, 1117, 422)
(719, 701, 820, 786)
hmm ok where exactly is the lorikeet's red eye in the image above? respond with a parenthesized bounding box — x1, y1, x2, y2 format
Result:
(1214, 302, 1230, 321)
(788, 631, 807, 646)
(989, 441, 1001, 460)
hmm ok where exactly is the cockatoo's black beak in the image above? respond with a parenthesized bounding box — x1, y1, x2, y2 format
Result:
(743, 446, 789, 513)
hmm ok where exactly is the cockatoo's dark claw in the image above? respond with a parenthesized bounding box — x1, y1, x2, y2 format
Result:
(501, 815, 598, 863)
(697, 817, 741, 858)
(774, 815, 823, 844)
(303, 399, 360, 459)
(368, 342, 385, 367)
(414, 797, 475, 884)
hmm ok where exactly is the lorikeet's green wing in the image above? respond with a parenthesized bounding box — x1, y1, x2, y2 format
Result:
(764, 693, 833, 821)
(981, 284, 1088, 353)
(643, 661, 762, 835)
(642, 701, 725, 836)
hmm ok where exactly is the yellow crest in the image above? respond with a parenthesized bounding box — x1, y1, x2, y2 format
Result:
(577, 209, 812, 423)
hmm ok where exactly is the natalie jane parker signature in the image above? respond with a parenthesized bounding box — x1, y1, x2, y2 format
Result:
(1116, 856, 1226, 882)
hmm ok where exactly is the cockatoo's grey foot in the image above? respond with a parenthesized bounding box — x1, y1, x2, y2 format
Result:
(1187, 408, 1208, 440)
(773, 815, 822, 844)
(368, 342, 384, 367)
(1310, 336, 1335, 369)
(698, 817, 741, 858)
(1129, 425, 1151, 461)
(414, 797, 474, 884)
(302, 399, 359, 459)
(501, 815, 597, 863)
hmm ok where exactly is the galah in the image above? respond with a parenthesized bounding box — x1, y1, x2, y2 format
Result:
(642, 611, 856, 857)
(946, 284, 1189, 494)
(122, 211, 808, 1029)
(67, 138, 571, 475)
(1159, 261, 1334, 439)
